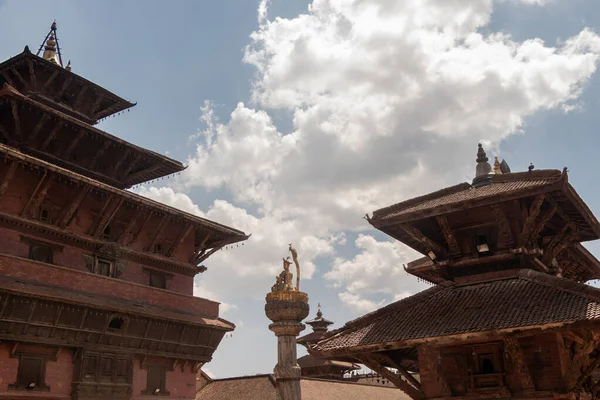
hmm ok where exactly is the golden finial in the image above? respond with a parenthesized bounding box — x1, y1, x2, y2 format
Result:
(493, 156, 502, 175)
(42, 32, 61, 66)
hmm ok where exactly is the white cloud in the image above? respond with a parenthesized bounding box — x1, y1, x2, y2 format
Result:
(155, 0, 600, 311)
(325, 235, 426, 312)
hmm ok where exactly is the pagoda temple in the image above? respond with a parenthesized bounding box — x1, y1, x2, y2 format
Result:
(310, 144, 600, 399)
(0, 22, 249, 400)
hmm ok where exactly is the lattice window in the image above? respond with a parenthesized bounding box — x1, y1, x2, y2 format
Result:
(96, 259, 114, 277)
(116, 359, 130, 384)
(83, 354, 98, 381)
(5, 298, 32, 321)
(100, 357, 113, 382)
(31, 302, 58, 324)
(466, 343, 505, 390)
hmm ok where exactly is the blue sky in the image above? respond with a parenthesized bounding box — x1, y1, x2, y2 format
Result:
(1, 0, 600, 378)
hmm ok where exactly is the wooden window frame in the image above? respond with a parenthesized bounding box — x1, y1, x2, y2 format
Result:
(142, 267, 173, 290)
(80, 351, 132, 385)
(143, 364, 170, 396)
(465, 342, 505, 390)
(20, 236, 63, 265)
(9, 353, 54, 392)
(94, 258, 115, 277)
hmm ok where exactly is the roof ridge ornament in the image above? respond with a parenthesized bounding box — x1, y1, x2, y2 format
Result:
(36, 20, 64, 67)
(472, 143, 493, 187)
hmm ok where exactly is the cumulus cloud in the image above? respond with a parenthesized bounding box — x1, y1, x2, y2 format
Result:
(325, 235, 426, 311)
(150, 0, 600, 310)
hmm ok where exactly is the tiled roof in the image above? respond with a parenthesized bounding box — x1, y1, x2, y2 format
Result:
(371, 170, 564, 224)
(196, 376, 409, 400)
(313, 270, 600, 354)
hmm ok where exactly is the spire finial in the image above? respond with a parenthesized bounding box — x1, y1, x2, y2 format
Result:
(37, 20, 64, 67)
(316, 303, 322, 318)
(493, 156, 502, 174)
(65, 60, 72, 71)
(472, 143, 493, 187)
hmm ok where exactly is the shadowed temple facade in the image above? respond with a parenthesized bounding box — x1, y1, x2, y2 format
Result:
(309, 145, 600, 399)
(0, 22, 249, 400)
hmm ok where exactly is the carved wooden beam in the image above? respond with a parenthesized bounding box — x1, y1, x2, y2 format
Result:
(490, 204, 515, 247)
(28, 114, 50, 143)
(11, 67, 29, 90)
(543, 224, 578, 265)
(436, 215, 460, 255)
(118, 205, 143, 244)
(355, 354, 423, 400)
(564, 332, 600, 390)
(41, 121, 62, 150)
(21, 172, 50, 218)
(0, 161, 18, 199)
(191, 233, 211, 263)
(55, 76, 73, 100)
(528, 202, 559, 247)
(518, 194, 545, 246)
(58, 186, 90, 228)
(0, 123, 11, 142)
(61, 129, 85, 159)
(167, 223, 194, 257)
(503, 337, 535, 392)
(93, 198, 124, 238)
(2, 71, 15, 87)
(147, 215, 169, 252)
(418, 345, 452, 397)
(371, 352, 422, 391)
(88, 140, 111, 170)
(27, 59, 37, 90)
(42, 70, 59, 91)
(88, 195, 114, 236)
(575, 352, 600, 389)
(400, 223, 443, 255)
(10, 100, 21, 140)
(72, 84, 88, 111)
(128, 211, 152, 246)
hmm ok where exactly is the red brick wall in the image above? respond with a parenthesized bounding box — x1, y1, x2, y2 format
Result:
(0, 343, 72, 399)
(0, 253, 220, 317)
(131, 357, 196, 400)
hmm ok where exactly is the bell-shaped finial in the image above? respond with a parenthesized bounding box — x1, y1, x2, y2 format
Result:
(472, 143, 493, 187)
(42, 32, 62, 66)
(316, 303, 323, 318)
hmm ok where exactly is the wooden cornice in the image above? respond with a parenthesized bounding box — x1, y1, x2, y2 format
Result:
(0, 210, 201, 276)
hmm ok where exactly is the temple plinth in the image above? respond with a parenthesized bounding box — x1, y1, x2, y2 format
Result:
(265, 245, 309, 400)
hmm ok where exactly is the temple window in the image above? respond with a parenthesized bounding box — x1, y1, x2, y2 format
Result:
(146, 365, 168, 396)
(108, 316, 124, 331)
(39, 207, 50, 223)
(10, 355, 49, 391)
(28, 243, 54, 264)
(467, 343, 505, 390)
(149, 271, 167, 289)
(81, 352, 131, 384)
(95, 258, 114, 277)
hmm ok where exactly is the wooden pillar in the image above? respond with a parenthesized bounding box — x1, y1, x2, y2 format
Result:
(418, 344, 452, 397)
(503, 337, 535, 394)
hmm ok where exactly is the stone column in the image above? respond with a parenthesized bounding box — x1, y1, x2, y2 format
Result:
(265, 291, 310, 400)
